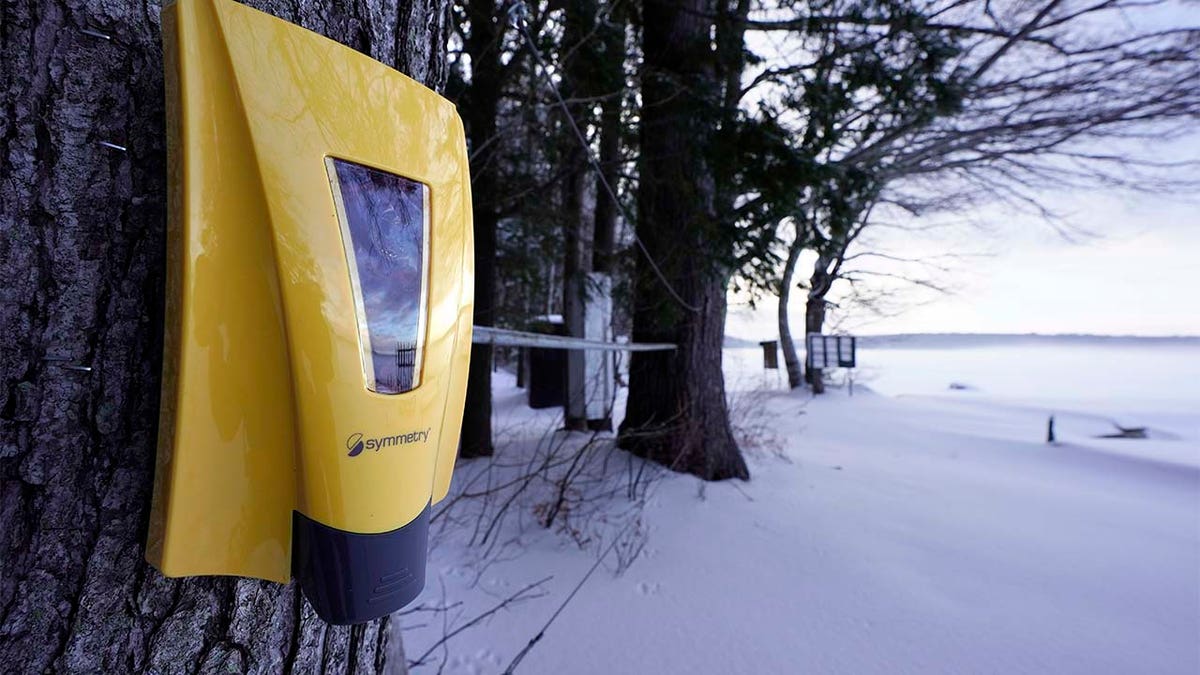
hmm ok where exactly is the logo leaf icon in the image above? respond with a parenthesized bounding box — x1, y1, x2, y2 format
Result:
(346, 433, 365, 457)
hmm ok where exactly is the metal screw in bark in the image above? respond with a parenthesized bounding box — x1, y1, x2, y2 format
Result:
(80, 28, 112, 40)
(43, 356, 92, 373)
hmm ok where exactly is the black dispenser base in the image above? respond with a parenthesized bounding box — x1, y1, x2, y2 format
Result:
(292, 504, 430, 625)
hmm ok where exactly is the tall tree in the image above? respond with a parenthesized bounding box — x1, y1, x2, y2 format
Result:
(619, 0, 749, 480)
(457, 0, 507, 456)
(740, 0, 1198, 390)
(776, 223, 807, 387)
(591, 5, 628, 278)
(0, 1, 447, 671)
(549, 0, 630, 429)
(757, 0, 964, 390)
(558, 0, 604, 430)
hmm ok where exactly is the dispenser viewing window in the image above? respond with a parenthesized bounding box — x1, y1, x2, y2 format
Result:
(327, 158, 430, 394)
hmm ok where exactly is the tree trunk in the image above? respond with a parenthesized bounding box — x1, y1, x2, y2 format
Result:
(561, 157, 589, 430)
(805, 252, 834, 395)
(559, 0, 610, 431)
(587, 1, 627, 432)
(778, 237, 805, 389)
(458, 0, 504, 457)
(590, 4, 624, 277)
(804, 294, 828, 394)
(561, 154, 590, 427)
(0, 1, 445, 671)
(618, 0, 748, 481)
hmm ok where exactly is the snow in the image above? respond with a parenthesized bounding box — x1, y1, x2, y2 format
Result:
(405, 338, 1200, 674)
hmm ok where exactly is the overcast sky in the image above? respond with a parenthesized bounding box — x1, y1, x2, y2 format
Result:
(863, 193, 1198, 336)
(729, 150, 1200, 338)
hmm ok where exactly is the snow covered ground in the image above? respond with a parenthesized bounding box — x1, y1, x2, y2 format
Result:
(404, 338, 1200, 674)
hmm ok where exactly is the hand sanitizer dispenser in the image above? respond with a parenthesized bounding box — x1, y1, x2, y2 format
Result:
(148, 0, 473, 624)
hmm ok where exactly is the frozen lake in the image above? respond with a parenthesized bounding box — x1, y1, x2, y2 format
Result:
(859, 339, 1200, 412)
(408, 336, 1200, 675)
(728, 336, 1200, 432)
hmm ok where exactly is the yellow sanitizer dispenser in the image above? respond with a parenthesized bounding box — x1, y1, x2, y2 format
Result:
(148, 0, 473, 624)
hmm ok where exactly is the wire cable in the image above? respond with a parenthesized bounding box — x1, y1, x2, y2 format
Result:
(490, 12, 705, 671)
(500, 510, 640, 674)
(509, 3, 701, 314)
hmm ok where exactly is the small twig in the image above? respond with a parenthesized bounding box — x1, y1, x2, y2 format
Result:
(407, 576, 552, 669)
(395, 601, 463, 617)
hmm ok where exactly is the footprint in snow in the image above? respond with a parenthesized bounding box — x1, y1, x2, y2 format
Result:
(446, 649, 499, 675)
(442, 565, 471, 581)
(636, 581, 661, 595)
(475, 649, 501, 667)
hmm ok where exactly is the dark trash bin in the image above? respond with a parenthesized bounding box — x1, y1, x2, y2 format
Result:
(527, 317, 566, 409)
(759, 340, 779, 369)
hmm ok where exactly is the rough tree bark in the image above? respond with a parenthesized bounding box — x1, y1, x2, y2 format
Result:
(804, 251, 835, 394)
(458, 0, 503, 457)
(559, 0, 620, 430)
(618, 0, 749, 481)
(590, 3, 624, 278)
(561, 153, 590, 431)
(0, 1, 446, 671)
(558, 0, 595, 431)
(777, 234, 805, 389)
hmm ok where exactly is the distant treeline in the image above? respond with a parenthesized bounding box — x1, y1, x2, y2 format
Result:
(725, 334, 1200, 350)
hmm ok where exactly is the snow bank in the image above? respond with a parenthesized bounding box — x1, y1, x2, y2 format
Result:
(403, 341, 1200, 674)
